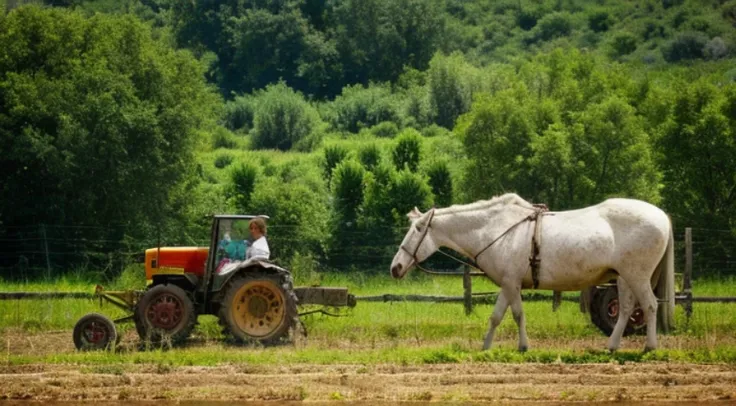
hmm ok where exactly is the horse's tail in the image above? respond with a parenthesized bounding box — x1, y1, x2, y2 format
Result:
(652, 218, 675, 332)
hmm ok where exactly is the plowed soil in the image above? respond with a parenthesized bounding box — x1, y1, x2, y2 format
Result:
(1, 330, 735, 403)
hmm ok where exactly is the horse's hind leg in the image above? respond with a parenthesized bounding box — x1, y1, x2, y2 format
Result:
(626, 276, 659, 352)
(607, 277, 636, 352)
(483, 291, 509, 350)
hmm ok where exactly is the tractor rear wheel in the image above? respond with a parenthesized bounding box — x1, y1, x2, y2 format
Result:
(589, 285, 646, 337)
(134, 284, 196, 346)
(218, 274, 298, 344)
(73, 312, 118, 351)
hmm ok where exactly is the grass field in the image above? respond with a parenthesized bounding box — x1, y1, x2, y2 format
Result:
(2, 271, 736, 366)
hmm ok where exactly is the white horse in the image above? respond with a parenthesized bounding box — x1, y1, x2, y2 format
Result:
(390, 193, 674, 352)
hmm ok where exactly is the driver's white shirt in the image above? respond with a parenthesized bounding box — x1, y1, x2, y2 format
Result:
(247, 236, 270, 259)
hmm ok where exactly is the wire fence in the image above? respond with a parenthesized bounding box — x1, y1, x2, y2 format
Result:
(1, 224, 735, 280)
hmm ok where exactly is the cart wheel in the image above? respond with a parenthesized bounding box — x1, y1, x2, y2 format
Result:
(590, 285, 646, 337)
(73, 313, 118, 351)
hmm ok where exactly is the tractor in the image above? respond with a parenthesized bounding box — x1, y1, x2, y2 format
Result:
(72, 215, 355, 350)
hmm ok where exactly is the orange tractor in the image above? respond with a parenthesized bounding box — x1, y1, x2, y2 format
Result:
(73, 215, 355, 350)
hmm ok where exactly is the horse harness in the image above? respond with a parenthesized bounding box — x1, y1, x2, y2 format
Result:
(403, 204, 549, 289)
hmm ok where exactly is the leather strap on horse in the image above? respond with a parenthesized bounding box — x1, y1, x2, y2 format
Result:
(472, 203, 548, 288)
(529, 204, 547, 289)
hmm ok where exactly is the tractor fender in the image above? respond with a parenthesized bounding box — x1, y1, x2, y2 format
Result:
(211, 259, 292, 294)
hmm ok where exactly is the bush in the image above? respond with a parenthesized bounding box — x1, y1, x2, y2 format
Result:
(212, 127, 238, 149)
(328, 83, 402, 133)
(426, 161, 453, 207)
(358, 144, 381, 171)
(421, 124, 450, 138)
(229, 163, 258, 211)
(609, 32, 638, 58)
(370, 121, 400, 138)
(534, 12, 574, 42)
(323, 144, 350, 181)
(588, 10, 615, 33)
(251, 82, 321, 151)
(704, 37, 729, 60)
(392, 129, 423, 172)
(223, 94, 256, 131)
(214, 154, 234, 169)
(662, 32, 708, 62)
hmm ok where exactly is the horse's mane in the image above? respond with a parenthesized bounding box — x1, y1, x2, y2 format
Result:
(436, 193, 534, 216)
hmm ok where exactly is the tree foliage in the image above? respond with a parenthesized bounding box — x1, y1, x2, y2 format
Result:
(0, 6, 217, 240)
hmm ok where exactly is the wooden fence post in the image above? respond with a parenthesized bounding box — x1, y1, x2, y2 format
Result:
(684, 227, 693, 320)
(463, 265, 472, 315)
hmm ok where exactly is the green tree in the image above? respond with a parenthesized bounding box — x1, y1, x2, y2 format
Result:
(457, 91, 536, 201)
(0, 7, 218, 268)
(327, 159, 366, 268)
(229, 163, 258, 212)
(392, 129, 423, 172)
(658, 81, 736, 229)
(426, 161, 453, 207)
(427, 52, 476, 129)
(251, 82, 322, 151)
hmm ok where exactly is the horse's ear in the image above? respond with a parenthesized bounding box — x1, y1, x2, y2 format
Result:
(407, 206, 422, 219)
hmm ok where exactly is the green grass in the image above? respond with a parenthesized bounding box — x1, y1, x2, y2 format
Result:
(1, 273, 736, 366)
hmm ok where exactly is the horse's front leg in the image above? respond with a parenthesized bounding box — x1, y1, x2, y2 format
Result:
(505, 285, 529, 352)
(483, 290, 508, 350)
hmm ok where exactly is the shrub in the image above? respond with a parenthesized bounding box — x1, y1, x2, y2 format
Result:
(421, 124, 450, 138)
(328, 83, 402, 133)
(588, 10, 615, 33)
(371, 121, 399, 138)
(223, 94, 256, 131)
(704, 37, 729, 60)
(392, 129, 423, 172)
(323, 144, 350, 181)
(534, 12, 574, 42)
(358, 144, 381, 171)
(331, 160, 365, 220)
(229, 163, 258, 212)
(662, 32, 708, 62)
(427, 52, 474, 129)
(609, 32, 638, 58)
(426, 161, 453, 207)
(214, 154, 234, 169)
(251, 82, 321, 151)
(212, 127, 238, 149)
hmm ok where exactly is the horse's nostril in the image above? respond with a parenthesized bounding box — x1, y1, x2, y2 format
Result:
(391, 264, 402, 277)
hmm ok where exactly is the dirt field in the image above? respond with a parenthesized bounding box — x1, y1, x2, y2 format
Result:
(2, 331, 736, 403)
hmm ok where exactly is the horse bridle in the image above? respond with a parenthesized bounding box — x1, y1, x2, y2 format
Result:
(399, 208, 436, 267)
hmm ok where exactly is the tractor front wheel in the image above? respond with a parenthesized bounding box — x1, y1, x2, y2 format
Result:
(73, 312, 118, 351)
(134, 284, 196, 346)
(218, 274, 297, 344)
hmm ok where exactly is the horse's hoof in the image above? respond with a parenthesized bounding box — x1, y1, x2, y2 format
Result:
(643, 346, 655, 354)
(518, 345, 528, 353)
(608, 347, 617, 354)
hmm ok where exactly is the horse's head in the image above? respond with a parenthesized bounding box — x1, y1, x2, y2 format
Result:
(390, 207, 437, 279)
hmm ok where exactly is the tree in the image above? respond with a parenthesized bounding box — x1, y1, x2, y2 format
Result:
(0, 7, 218, 271)
(658, 81, 736, 230)
(392, 129, 423, 172)
(251, 82, 322, 151)
(427, 52, 475, 129)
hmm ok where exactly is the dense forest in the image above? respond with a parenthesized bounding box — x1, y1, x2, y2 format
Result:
(1, 0, 736, 278)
